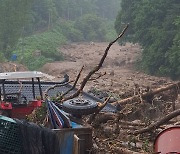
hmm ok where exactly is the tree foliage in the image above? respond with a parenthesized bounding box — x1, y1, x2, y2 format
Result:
(0, 0, 121, 69)
(75, 14, 106, 41)
(115, 0, 180, 79)
(27, 0, 58, 33)
(0, 0, 33, 58)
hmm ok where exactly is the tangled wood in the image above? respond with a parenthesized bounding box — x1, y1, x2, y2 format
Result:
(132, 106, 180, 135)
(112, 82, 180, 106)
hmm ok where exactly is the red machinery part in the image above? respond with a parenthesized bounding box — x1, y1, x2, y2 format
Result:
(154, 126, 180, 153)
(0, 102, 12, 109)
(29, 100, 42, 107)
(10, 100, 42, 119)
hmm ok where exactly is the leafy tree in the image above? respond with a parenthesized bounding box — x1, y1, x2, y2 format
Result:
(56, 20, 83, 42)
(162, 16, 180, 79)
(0, 0, 33, 58)
(94, 0, 121, 20)
(75, 14, 106, 41)
(29, 0, 57, 33)
(115, 0, 180, 79)
(54, 0, 96, 20)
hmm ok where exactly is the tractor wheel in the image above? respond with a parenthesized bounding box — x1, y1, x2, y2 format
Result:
(62, 98, 98, 116)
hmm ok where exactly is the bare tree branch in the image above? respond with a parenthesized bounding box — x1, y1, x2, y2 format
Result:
(61, 66, 84, 97)
(63, 24, 129, 101)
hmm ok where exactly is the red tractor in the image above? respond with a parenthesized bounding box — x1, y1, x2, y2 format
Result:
(0, 71, 43, 119)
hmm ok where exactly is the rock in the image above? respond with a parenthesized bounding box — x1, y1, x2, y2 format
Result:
(109, 70, 114, 76)
(108, 97, 116, 103)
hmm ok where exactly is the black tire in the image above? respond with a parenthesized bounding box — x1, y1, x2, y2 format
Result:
(62, 98, 98, 116)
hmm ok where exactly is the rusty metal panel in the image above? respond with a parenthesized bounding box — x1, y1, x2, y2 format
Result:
(154, 126, 180, 153)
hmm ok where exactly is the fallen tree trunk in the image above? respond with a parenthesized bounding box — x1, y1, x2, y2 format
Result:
(112, 82, 180, 106)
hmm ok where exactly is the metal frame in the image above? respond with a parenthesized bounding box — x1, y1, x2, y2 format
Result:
(0, 71, 44, 80)
(0, 71, 44, 118)
(0, 72, 43, 102)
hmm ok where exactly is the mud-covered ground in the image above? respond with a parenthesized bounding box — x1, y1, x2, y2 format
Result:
(1, 42, 179, 153)
(41, 42, 173, 93)
(40, 42, 179, 153)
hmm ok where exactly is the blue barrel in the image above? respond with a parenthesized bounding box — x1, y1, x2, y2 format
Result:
(11, 53, 17, 61)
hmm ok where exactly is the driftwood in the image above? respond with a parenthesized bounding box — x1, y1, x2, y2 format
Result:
(90, 112, 147, 127)
(119, 120, 146, 127)
(88, 96, 111, 124)
(120, 125, 139, 130)
(112, 82, 180, 106)
(62, 25, 129, 101)
(132, 106, 180, 135)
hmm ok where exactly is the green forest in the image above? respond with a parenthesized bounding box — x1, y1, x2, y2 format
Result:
(0, 0, 120, 70)
(115, 0, 180, 79)
(0, 0, 179, 80)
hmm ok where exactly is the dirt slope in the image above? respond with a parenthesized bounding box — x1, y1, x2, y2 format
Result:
(0, 62, 28, 72)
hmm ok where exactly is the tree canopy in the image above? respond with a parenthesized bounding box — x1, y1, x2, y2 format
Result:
(115, 0, 180, 79)
(0, 0, 121, 70)
(0, 0, 33, 58)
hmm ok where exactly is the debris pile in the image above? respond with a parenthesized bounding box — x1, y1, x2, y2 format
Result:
(1, 25, 179, 153)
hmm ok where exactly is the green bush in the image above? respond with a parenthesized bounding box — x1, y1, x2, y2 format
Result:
(0, 52, 6, 62)
(14, 26, 66, 70)
(13, 15, 118, 70)
(24, 55, 53, 70)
